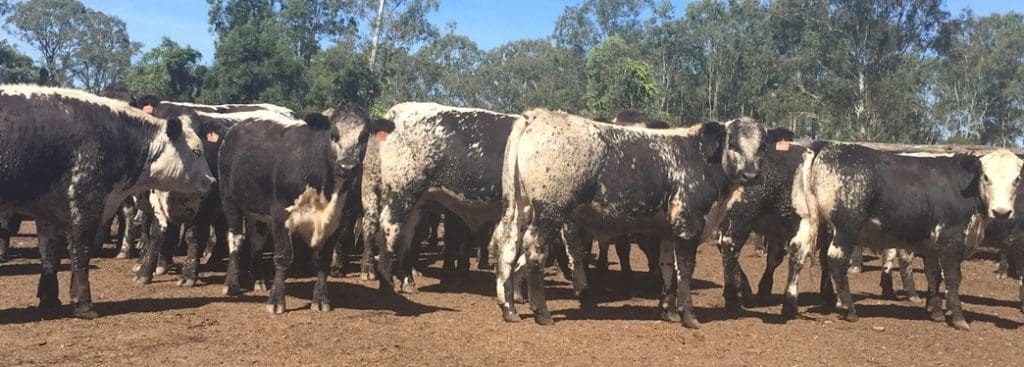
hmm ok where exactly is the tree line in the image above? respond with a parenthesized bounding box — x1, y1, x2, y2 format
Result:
(1, 0, 1022, 146)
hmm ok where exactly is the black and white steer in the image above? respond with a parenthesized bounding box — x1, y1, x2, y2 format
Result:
(0, 85, 214, 319)
(219, 105, 382, 313)
(375, 102, 519, 293)
(788, 144, 1023, 330)
(491, 109, 771, 328)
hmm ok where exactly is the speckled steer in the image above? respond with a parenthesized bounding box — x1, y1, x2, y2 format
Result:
(0, 85, 214, 319)
(374, 102, 519, 294)
(491, 109, 773, 328)
(787, 143, 1023, 330)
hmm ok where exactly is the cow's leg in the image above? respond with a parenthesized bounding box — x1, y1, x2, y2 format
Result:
(524, 221, 555, 325)
(360, 216, 379, 281)
(898, 250, 920, 302)
(266, 221, 294, 314)
(205, 214, 228, 267)
(0, 218, 11, 261)
(719, 231, 749, 313)
(441, 216, 461, 275)
(658, 238, 680, 322)
(560, 221, 592, 307)
(826, 228, 857, 322)
(330, 212, 359, 278)
(1010, 240, 1024, 313)
(880, 248, 897, 299)
(923, 254, 945, 323)
(818, 233, 835, 309)
(477, 225, 492, 270)
(399, 235, 421, 294)
(782, 220, 818, 318)
(155, 223, 180, 276)
(673, 237, 701, 329)
(311, 232, 337, 312)
(222, 195, 246, 295)
(995, 248, 1009, 279)
(939, 245, 968, 330)
(36, 221, 61, 316)
(378, 198, 420, 294)
(117, 204, 143, 259)
(848, 245, 863, 274)
(493, 211, 521, 321)
(614, 236, 633, 286)
(248, 221, 271, 292)
(757, 236, 787, 298)
(68, 208, 100, 319)
(180, 218, 210, 287)
(639, 236, 659, 283)
(134, 216, 167, 285)
(596, 240, 610, 273)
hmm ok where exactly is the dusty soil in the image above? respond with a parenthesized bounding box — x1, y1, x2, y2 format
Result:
(2, 221, 1023, 366)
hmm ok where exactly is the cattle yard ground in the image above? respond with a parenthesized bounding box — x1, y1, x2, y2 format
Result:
(2, 222, 1024, 366)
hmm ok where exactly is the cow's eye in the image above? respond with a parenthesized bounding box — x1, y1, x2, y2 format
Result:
(982, 174, 990, 183)
(192, 149, 203, 157)
(1015, 177, 1021, 185)
(330, 132, 340, 142)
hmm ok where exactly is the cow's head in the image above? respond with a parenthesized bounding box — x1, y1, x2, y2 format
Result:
(977, 149, 1024, 219)
(700, 117, 778, 185)
(143, 114, 215, 194)
(322, 105, 396, 178)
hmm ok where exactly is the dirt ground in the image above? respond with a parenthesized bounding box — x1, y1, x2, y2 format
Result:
(2, 222, 1024, 366)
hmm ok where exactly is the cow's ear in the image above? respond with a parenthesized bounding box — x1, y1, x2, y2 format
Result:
(959, 155, 982, 196)
(304, 113, 330, 130)
(166, 116, 183, 140)
(699, 121, 726, 163)
(767, 127, 795, 144)
(371, 118, 396, 134)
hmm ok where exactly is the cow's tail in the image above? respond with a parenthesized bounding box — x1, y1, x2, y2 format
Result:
(790, 144, 824, 266)
(490, 114, 530, 257)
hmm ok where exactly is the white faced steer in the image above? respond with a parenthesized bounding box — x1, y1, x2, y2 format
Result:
(787, 145, 1023, 330)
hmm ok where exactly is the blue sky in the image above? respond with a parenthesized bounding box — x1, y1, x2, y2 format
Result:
(2, 0, 1021, 64)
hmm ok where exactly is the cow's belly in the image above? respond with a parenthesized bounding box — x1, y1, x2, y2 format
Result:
(570, 205, 672, 241)
(855, 218, 937, 253)
(421, 188, 501, 230)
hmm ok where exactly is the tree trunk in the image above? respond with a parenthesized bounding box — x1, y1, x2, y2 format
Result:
(368, 0, 387, 71)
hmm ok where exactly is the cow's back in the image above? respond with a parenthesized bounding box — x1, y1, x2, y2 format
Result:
(380, 103, 517, 206)
(0, 92, 152, 206)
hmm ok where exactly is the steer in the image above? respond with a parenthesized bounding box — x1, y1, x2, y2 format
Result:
(375, 102, 519, 294)
(219, 106, 382, 313)
(0, 85, 214, 319)
(491, 109, 771, 328)
(788, 144, 1023, 330)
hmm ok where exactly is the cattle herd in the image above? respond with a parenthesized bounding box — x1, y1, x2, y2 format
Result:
(1, 84, 1024, 332)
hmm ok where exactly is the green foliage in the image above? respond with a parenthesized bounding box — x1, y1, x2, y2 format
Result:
(124, 38, 207, 101)
(202, 17, 305, 109)
(305, 42, 381, 110)
(0, 40, 36, 84)
(4, 0, 138, 91)
(584, 35, 657, 116)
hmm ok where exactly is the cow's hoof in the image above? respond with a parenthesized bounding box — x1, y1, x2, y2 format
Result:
(311, 301, 332, 312)
(253, 280, 269, 292)
(500, 304, 520, 323)
(266, 302, 286, 315)
(533, 309, 553, 326)
(996, 272, 1008, 279)
(131, 263, 141, 272)
(840, 310, 858, 322)
(848, 266, 861, 274)
(115, 251, 131, 259)
(576, 288, 595, 308)
(907, 295, 923, 304)
(661, 310, 681, 323)
(881, 288, 896, 300)
(329, 266, 345, 278)
(177, 278, 197, 287)
(682, 315, 701, 329)
(154, 266, 168, 276)
(132, 275, 151, 285)
(781, 303, 798, 319)
(951, 318, 970, 331)
(400, 282, 418, 294)
(73, 305, 98, 320)
(931, 310, 945, 323)
(38, 298, 61, 318)
(223, 285, 242, 296)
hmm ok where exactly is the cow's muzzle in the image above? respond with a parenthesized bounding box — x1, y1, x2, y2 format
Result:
(991, 208, 1014, 220)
